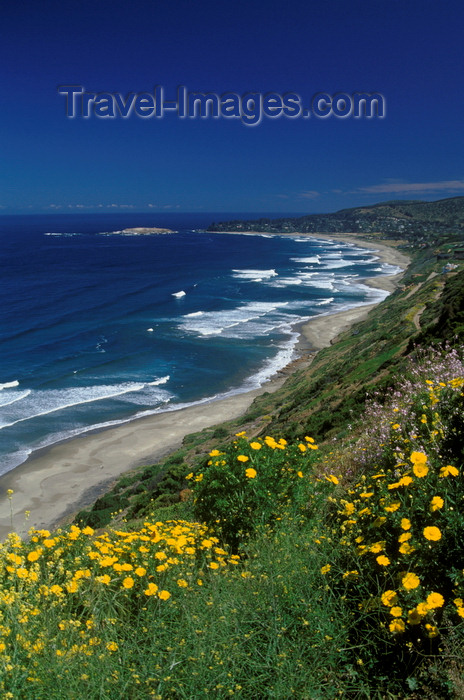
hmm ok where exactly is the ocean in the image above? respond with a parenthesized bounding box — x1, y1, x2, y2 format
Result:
(0, 212, 401, 477)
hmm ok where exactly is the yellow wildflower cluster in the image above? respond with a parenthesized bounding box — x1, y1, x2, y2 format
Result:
(191, 433, 320, 547)
(0, 518, 238, 678)
(323, 437, 464, 640)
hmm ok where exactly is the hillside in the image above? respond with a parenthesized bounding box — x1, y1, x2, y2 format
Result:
(208, 196, 464, 249)
(2, 218, 464, 698)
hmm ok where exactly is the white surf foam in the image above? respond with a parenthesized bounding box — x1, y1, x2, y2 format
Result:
(0, 389, 31, 407)
(147, 375, 170, 386)
(314, 297, 335, 306)
(232, 269, 278, 281)
(0, 380, 173, 431)
(0, 380, 19, 390)
(172, 290, 186, 298)
(179, 301, 290, 338)
(291, 256, 321, 264)
(380, 263, 403, 275)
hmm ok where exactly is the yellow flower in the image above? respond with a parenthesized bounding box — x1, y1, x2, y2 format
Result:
(209, 562, 219, 570)
(298, 443, 307, 452)
(320, 564, 331, 575)
(237, 455, 249, 463)
(392, 423, 400, 430)
(425, 624, 439, 638)
(134, 567, 146, 577)
(325, 475, 339, 485)
(359, 491, 373, 498)
(340, 501, 355, 515)
(96, 574, 111, 585)
(235, 431, 247, 437)
(297, 471, 304, 478)
(376, 555, 390, 566)
(100, 556, 118, 567)
(209, 449, 221, 457)
(430, 496, 444, 512)
(144, 583, 159, 596)
(389, 619, 405, 634)
(416, 602, 429, 616)
(27, 550, 42, 562)
(399, 542, 415, 555)
(390, 606, 403, 617)
(398, 532, 412, 543)
(158, 590, 171, 601)
(369, 542, 384, 554)
(410, 450, 427, 464)
(177, 579, 188, 588)
(381, 590, 398, 607)
(401, 518, 411, 530)
(439, 465, 459, 477)
(426, 592, 444, 609)
(413, 463, 429, 478)
(342, 570, 359, 580)
(250, 442, 262, 450)
(423, 526, 442, 541)
(245, 467, 257, 479)
(106, 642, 118, 652)
(122, 577, 134, 589)
(384, 502, 401, 513)
(402, 572, 420, 590)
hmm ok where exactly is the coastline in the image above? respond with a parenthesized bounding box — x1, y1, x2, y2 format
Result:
(0, 234, 410, 540)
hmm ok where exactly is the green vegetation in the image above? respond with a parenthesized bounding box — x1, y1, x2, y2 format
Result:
(2, 207, 464, 697)
(209, 195, 464, 248)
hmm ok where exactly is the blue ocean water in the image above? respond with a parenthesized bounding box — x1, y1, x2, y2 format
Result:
(0, 213, 401, 476)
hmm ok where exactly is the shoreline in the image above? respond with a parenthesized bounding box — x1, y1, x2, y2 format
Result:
(0, 234, 410, 540)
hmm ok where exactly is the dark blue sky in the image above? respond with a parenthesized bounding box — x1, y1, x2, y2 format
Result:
(1, 0, 463, 214)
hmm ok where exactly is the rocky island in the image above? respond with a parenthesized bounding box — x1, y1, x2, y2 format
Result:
(115, 226, 176, 235)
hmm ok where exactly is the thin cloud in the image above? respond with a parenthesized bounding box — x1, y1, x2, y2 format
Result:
(358, 180, 464, 195)
(45, 203, 136, 209)
(299, 190, 321, 199)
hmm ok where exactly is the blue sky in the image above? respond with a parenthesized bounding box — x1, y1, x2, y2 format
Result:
(1, 0, 463, 214)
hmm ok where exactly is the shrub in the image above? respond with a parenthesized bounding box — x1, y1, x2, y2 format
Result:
(190, 432, 322, 550)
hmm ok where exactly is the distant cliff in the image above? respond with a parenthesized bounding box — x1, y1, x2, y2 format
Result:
(208, 196, 464, 247)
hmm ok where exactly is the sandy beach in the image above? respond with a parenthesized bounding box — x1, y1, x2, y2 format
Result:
(0, 234, 410, 540)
